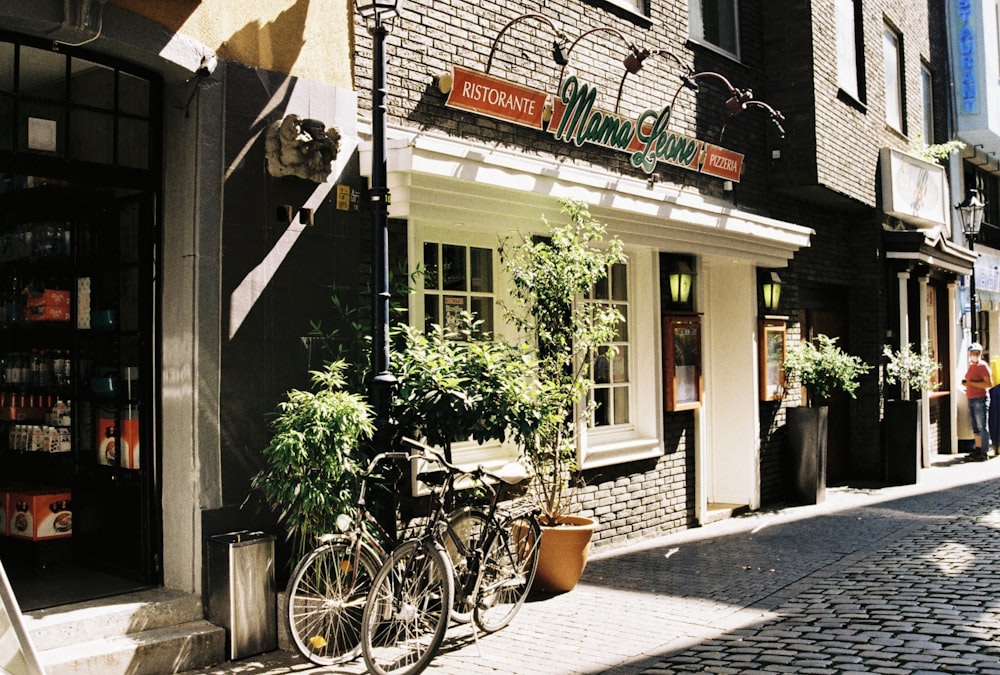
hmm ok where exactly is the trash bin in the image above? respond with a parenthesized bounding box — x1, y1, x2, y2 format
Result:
(204, 530, 277, 660)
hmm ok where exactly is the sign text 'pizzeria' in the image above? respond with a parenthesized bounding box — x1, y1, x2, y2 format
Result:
(440, 65, 744, 183)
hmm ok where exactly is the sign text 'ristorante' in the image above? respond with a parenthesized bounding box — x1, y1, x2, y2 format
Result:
(441, 65, 743, 182)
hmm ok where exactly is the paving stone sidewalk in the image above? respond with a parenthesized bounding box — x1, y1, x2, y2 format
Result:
(186, 455, 1000, 674)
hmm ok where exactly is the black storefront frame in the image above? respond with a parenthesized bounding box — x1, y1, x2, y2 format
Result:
(0, 31, 163, 591)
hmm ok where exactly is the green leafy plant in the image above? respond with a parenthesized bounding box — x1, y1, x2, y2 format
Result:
(908, 135, 966, 163)
(882, 342, 940, 398)
(783, 334, 871, 405)
(392, 314, 537, 460)
(252, 361, 375, 560)
(500, 198, 626, 525)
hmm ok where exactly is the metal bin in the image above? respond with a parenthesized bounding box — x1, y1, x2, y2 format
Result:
(204, 530, 277, 660)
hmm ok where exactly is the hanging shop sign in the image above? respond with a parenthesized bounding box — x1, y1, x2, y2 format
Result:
(440, 65, 744, 182)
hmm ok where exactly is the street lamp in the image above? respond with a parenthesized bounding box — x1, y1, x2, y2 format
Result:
(357, 0, 403, 461)
(957, 188, 986, 342)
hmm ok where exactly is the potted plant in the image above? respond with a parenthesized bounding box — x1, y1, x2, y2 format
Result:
(782, 334, 870, 504)
(500, 198, 626, 592)
(882, 342, 940, 484)
(253, 361, 375, 561)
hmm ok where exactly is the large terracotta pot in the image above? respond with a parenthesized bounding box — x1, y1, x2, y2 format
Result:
(530, 515, 596, 594)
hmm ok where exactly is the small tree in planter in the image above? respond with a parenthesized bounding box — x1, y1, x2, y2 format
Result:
(782, 334, 871, 503)
(500, 198, 626, 592)
(882, 342, 940, 399)
(783, 334, 871, 405)
(253, 361, 375, 560)
(881, 342, 940, 484)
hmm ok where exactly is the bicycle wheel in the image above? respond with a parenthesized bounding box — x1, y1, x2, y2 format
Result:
(473, 514, 541, 633)
(361, 539, 454, 675)
(286, 540, 381, 665)
(444, 507, 488, 623)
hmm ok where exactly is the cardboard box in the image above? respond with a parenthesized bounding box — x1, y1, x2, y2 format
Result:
(24, 289, 71, 321)
(96, 413, 140, 470)
(9, 489, 72, 540)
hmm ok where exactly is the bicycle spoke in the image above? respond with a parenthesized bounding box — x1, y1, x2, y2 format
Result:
(474, 515, 540, 633)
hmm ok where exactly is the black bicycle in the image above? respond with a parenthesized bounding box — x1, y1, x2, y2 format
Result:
(360, 437, 542, 675)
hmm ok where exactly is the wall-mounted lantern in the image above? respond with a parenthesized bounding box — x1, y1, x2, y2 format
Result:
(668, 258, 693, 305)
(957, 187, 986, 342)
(761, 271, 782, 311)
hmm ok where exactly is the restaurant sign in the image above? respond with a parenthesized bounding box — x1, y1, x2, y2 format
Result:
(442, 65, 744, 182)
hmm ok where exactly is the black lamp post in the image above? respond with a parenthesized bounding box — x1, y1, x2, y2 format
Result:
(357, 0, 402, 456)
(957, 188, 986, 343)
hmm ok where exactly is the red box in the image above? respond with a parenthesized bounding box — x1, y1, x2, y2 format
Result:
(8, 489, 72, 540)
(96, 415, 140, 470)
(24, 289, 71, 321)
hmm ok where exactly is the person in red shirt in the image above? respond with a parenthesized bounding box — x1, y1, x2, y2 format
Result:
(963, 342, 993, 461)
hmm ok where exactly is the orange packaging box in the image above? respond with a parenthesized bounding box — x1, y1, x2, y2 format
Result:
(96, 416, 140, 470)
(8, 489, 72, 540)
(24, 289, 71, 321)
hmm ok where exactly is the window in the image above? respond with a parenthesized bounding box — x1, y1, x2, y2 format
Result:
(585, 263, 630, 428)
(920, 62, 934, 143)
(689, 0, 739, 58)
(422, 242, 494, 335)
(836, 0, 861, 100)
(883, 24, 904, 132)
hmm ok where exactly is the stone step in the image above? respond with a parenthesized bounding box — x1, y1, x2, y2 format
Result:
(37, 619, 225, 675)
(24, 588, 204, 651)
(23, 588, 226, 675)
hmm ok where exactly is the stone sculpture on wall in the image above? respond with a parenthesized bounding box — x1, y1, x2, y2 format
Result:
(265, 114, 341, 183)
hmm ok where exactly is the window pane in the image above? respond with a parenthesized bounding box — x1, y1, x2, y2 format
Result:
(613, 387, 629, 425)
(0, 44, 13, 92)
(71, 59, 114, 109)
(119, 72, 150, 116)
(883, 27, 902, 130)
(920, 64, 933, 142)
(611, 263, 627, 300)
(616, 306, 628, 341)
(836, 0, 859, 98)
(0, 96, 11, 151)
(425, 293, 440, 327)
(20, 47, 66, 100)
(594, 347, 611, 384)
(423, 242, 439, 289)
(612, 347, 628, 383)
(691, 0, 738, 55)
(442, 244, 466, 291)
(593, 388, 610, 427)
(470, 296, 494, 334)
(70, 109, 113, 163)
(469, 247, 492, 292)
(118, 117, 149, 169)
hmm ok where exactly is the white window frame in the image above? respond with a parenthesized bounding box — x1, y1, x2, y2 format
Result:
(920, 62, 934, 143)
(883, 24, 904, 132)
(836, 0, 860, 100)
(688, 0, 740, 60)
(409, 223, 661, 477)
(577, 247, 661, 470)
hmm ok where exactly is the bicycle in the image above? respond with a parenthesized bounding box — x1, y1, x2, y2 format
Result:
(284, 450, 495, 665)
(360, 437, 542, 675)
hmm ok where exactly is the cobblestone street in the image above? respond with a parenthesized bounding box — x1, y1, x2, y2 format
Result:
(187, 454, 1000, 674)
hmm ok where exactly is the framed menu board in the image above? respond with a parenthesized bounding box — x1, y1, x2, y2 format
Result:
(663, 314, 702, 411)
(759, 318, 787, 401)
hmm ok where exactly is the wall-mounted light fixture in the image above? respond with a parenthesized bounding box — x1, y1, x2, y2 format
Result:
(486, 13, 569, 74)
(668, 259, 694, 305)
(957, 187, 987, 342)
(670, 70, 786, 141)
(761, 271, 782, 311)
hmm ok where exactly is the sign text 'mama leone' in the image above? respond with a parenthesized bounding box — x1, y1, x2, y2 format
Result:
(443, 65, 743, 182)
